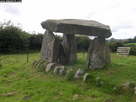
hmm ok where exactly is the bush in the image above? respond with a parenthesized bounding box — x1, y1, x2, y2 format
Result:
(0, 21, 30, 53)
(29, 33, 43, 50)
(127, 45, 136, 56)
(108, 41, 125, 53)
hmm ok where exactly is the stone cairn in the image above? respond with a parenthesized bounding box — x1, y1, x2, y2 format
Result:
(40, 19, 112, 70)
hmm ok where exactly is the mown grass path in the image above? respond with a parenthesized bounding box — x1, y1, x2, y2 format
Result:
(0, 52, 136, 102)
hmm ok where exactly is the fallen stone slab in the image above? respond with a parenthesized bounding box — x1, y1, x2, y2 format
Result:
(41, 19, 112, 38)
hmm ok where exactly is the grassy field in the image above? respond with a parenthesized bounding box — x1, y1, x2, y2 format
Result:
(0, 52, 136, 102)
(126, 43, 136, 46)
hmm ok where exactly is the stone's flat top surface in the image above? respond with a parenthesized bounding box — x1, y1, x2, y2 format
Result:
(41, 19, 112, 38)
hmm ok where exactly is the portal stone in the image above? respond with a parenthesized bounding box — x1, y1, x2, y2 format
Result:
(40, 30, 59, 63)
(86, 37, 111, 70)
(62, 33, 77, 64)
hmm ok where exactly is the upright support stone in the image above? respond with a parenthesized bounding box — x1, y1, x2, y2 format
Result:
(62, 33, 77, 64)
(40, 30, 59, 63)
(86, 37, 111, 70)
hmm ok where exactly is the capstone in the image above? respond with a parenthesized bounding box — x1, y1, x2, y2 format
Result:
(41, 19, 112, 38)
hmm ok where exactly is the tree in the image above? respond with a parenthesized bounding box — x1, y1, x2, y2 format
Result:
(108, 41, 124, 53)
(133, 36, 136, 42)
(75, 35, 92, 51)
(29, 33, 44, 50)
(127, 38, 133, 43)
(0, 20, 30, 53)
(110, 38, 116, 42)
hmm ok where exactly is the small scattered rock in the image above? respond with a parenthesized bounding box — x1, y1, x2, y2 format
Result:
(134, 87, 136, 94)
(118, 63, 124, 66)
(101, 82, 104, 84)
(46, 63, 57, 73)
(36, 61, 43, 68)
(95, 77, 100, 81)
(54, 66, 60, 74)
(134, 92, 136, 95)
(122, 82, 131, 91)
(59, 66, 65, 75)
(32, 60, 37, 66)
(40, 62, 48, 69)
(83, 73, 89, 82)
(66, 68, 73, 76)
(113, 87, 117, 90)
(74, 69, 84, 79)
(5, 92, 16, 96)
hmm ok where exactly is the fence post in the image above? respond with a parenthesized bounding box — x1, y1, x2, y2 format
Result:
(27, 44, 29, 62)
(83, 36, 85, 57)
(0, 44, 1, 54)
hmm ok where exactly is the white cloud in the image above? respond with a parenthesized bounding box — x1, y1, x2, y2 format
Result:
(0, 0, 136, 39)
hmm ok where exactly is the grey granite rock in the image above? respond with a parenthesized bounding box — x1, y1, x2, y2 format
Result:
(41, 19, 112, 38)
(86, 37, 111, 69)
(74, 69, 84, 79)
(40, 30, 60, 63)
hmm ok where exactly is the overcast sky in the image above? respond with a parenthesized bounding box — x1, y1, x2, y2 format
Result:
(0, 0, 136, 39)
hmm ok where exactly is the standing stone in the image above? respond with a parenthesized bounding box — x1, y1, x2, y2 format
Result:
(62, 33, 77, 64)
(86, 38, 111, 70)
(40, 30, 60, 63)
(58, 44, 67, 64)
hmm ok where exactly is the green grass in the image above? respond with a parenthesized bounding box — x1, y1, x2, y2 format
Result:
(0, 52, 136, 102)
(126, 42, 136, 46)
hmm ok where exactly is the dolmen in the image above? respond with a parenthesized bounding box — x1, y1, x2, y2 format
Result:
(40, 19, 112, 70)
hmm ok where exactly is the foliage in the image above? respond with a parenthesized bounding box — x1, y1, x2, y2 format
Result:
(55, 34, 63, 43)
(108, 41, 125, 53)
(126, 44, 136, 56)
(0, 20, 44, 53)
(125, 36, 136, 43)
(108, 39, 136, 56)
(75, 35, 92, 51)
(53, 35, 92, 52)
(0, 21, 30, 53)
(29, 33, 43, 50)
